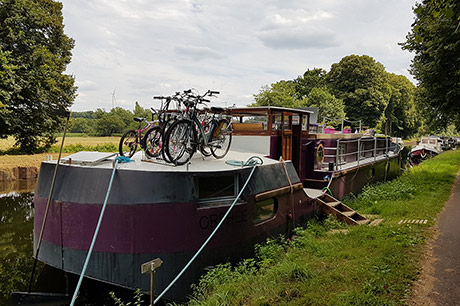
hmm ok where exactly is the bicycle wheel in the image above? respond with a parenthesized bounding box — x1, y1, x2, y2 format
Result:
(210, 119, 232, 159)
(119, 130, 138, 158)
(164, 119, 197, 165)
(142, 126, 162, 158)
(200, 139, 212, 157)
(199, 120, 212, 157)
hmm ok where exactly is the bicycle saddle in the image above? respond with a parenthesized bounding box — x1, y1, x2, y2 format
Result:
(211, 106, 225, 113)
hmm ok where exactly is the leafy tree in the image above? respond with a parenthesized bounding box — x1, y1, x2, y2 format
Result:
(382, 73, 420, 138)
(69, 117, 94, 134)
(304, 87, 346, 126)
(402, 0, 460, 129)
(133, 101, 152, 120)
(252, 80, 305, 108)
(293, 68, 327, 100)
(0, 0, 76, 153)
(72, 111, 95, 119)
(93, 107, 133, 136)
(327, 55, 391, 128)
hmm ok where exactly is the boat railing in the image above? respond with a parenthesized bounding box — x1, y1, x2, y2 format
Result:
(320, 117, 362, 134)
(321, 136, 400, 171)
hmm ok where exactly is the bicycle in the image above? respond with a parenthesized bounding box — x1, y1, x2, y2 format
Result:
(118, 113, 155, 158)
(142, 92, 185, 162)
(163, 90, 232, 165)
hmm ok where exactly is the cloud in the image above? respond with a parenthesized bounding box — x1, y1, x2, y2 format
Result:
(174, 45, 225, 60)
(257, 9, 339, 49)
(257, 27, 339, 49)
(75, 80, 99, 91)
(60, 0, 417, 111)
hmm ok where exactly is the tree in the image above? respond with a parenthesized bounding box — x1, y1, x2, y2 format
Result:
(293, 68, 327, 100)
(252, 80, 304, 108)
(0, 0, 76, 153)
(133, 101, 151, 120)
(304, 87, 346, 125)
(327, 55, 391, 128)
(382, 73, 420, 138)
(402, 0, 460, 129)
(93, 107, 133, 136)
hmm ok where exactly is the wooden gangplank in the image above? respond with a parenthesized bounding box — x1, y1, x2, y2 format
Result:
(303, 188, 370, 225)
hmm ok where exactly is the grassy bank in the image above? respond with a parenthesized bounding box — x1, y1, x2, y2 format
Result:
(185, 150, 460, 306)
(0, 136, 119, 175)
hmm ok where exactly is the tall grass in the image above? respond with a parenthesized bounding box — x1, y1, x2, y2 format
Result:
(185, 150, 460, 306)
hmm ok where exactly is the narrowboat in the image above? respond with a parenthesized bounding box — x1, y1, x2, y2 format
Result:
(32, 106, 403, 301)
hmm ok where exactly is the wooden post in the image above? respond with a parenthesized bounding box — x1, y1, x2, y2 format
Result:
(141, 258, 163, 305)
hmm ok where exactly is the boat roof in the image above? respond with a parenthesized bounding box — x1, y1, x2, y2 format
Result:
(52, 150, 281, 173)
(229, 106, 313, 116)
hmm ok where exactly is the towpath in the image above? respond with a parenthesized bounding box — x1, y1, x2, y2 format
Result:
(409, 170, 460, 305)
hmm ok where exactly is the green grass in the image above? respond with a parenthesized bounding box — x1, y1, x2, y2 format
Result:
(184, 150, 460, 306)
(0, 136, 120, 155)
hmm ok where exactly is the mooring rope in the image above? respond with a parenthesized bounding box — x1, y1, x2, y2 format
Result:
(154, 157, 263, 304)
(70, 156, 130, 306)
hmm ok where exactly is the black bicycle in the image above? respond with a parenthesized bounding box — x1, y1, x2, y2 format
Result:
(142, 92, 185, 162)
(162, 90, 232, 165)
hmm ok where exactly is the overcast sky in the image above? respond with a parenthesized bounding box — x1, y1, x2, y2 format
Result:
(60, 0, 417, 112)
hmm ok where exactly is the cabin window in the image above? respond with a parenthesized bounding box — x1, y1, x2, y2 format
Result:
(272, 115, 282, 130)
(253, 198, 278, 224)
(195, 174, 238, 203)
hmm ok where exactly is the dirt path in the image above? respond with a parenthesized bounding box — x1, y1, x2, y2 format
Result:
(409, 171, 460, 305)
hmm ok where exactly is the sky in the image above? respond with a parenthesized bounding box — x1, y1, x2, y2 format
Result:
(60, 0, 418, 112)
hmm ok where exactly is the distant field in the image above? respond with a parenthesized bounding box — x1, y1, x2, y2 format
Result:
(0, 135, 120, 152)
(0, 135, 121, 173)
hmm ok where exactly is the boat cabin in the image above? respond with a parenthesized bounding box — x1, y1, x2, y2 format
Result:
(228, 106, 311, 178)
(228, 107, 402, 193)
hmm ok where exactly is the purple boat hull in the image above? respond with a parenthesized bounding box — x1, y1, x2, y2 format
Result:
(33, 160, 314, 300)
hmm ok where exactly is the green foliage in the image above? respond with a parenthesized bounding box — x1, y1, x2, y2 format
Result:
(327, 55, 391, 128)
(402, 0, 460, 129)
(134, 101, 152, 120)
(382, 73, 420, 138)
(109, 289, 144, 306)
(68, 117, 94, 134)
(252, 80, 305, 108)
(250, 56, 420, 138)
(188, 151, 460, 305)
(0, 0, 77, 153)
(293, 68, 327, 99)
(305, 87, 346, 125)
(91, 107, 134, 136)
(71, 110, 95, 119)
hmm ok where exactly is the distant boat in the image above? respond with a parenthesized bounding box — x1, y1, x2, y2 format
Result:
(33, 106, 403, 301)
(408, 136, 444, 165)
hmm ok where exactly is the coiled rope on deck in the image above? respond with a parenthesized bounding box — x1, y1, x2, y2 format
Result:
(70, 156, 131, 306)
(225, 156, 263, 167)
(154, 156, 263, 304)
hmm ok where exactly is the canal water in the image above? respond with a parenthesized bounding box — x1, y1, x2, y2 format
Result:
(0, 180, 37, 305)
(0, 180, 150, 305)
